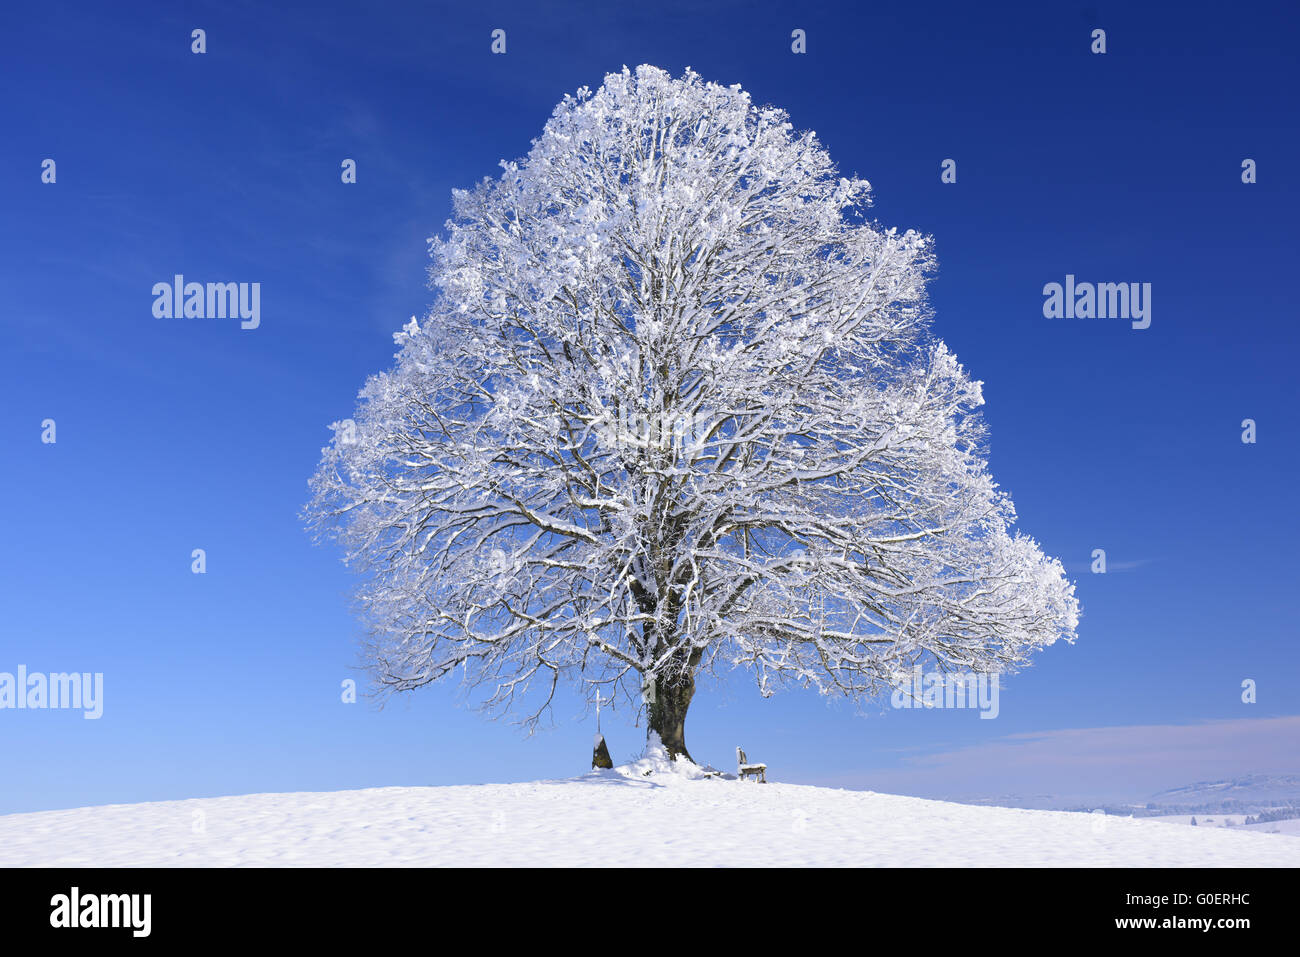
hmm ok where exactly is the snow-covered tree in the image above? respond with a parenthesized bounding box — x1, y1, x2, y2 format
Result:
(305, 65, 1079, 761)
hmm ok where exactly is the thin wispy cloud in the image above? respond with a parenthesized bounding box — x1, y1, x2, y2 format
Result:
(820, 716, 1300, 805)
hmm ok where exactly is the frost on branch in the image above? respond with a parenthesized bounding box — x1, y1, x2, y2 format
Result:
(304, 65, 1079, 755)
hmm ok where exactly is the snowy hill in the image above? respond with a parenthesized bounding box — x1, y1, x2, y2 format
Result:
(1148, 773, 1300, 807)
(933, 772, 1300, 816)
(3, 756, 1298, 867)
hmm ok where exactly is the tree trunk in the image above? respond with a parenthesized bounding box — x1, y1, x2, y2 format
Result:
(647, 669, 696, 763)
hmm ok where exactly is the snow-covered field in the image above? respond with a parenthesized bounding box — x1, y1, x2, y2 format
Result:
(1144, 814, 1300, 836)
(1145, 814, 1253, 827)
(4, 758, 1298, 867)
(1242, 818, 1300, 836)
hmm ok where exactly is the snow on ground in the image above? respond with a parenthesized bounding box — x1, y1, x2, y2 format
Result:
(1240, 818, 1300, 836)
(3, 756, 1298, 867)
(1142, 814, 1300, 835)
(1145, 814, 1253, 828)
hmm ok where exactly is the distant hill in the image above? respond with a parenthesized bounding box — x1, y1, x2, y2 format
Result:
(1148, 773, 1300, 806)
(939, 773, 1300, 817)
(1065, 774, 1300, 818)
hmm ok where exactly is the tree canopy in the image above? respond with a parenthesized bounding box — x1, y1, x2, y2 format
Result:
(305, 65, 1079, 758)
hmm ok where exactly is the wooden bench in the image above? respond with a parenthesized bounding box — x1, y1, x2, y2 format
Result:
(737, 747, 767, 783)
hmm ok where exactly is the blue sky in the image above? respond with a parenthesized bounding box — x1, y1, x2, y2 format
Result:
(2, 0, 1297, 814)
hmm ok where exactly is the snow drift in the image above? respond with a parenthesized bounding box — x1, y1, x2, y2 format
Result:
(3, 757, 1297, 867)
